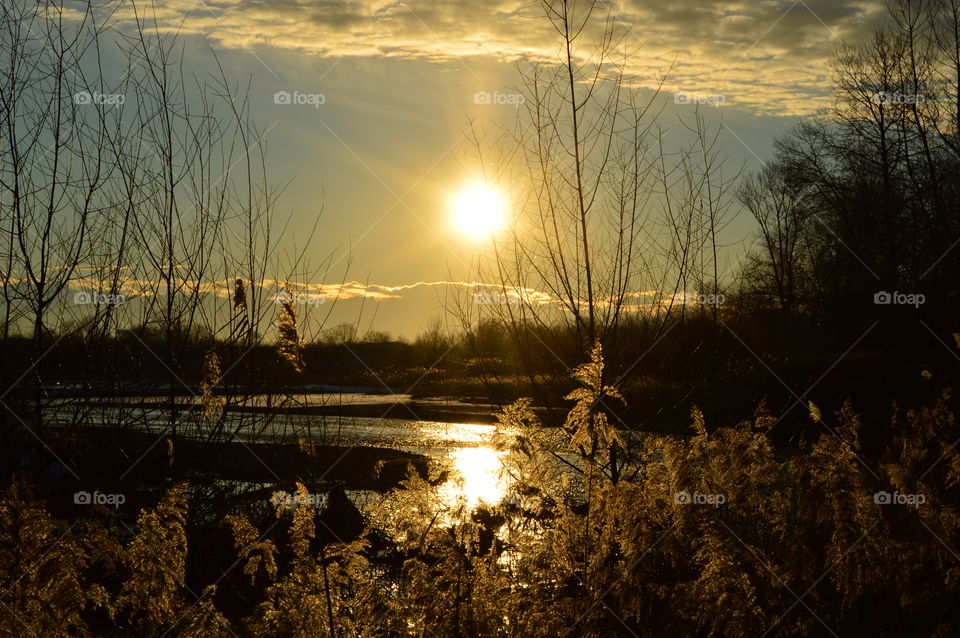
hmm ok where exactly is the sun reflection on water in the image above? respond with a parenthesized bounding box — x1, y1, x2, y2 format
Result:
(438, 445, 511, 510)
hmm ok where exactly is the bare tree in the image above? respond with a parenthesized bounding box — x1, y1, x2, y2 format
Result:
(0, 0, 126, 427)
(737, 161, 813, 314)
(460, 1, 676, 373)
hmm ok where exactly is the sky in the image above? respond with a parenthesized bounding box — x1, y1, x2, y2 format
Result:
(90, 0, 888, 338)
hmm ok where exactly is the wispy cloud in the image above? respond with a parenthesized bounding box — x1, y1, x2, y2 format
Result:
(110, 0, 885, 115)
(66, 276, 556, 304)
(64, 275, 724, 316)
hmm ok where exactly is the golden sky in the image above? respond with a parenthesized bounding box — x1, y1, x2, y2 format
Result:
(90, 0, 889, 336)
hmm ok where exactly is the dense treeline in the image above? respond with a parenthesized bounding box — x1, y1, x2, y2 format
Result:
(737, 0, 960, 327)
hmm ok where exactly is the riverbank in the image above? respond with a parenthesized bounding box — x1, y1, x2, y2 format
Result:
(22, 425, 430, 501)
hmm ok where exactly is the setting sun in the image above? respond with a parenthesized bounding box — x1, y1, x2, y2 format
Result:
(450, 183, 507, 238)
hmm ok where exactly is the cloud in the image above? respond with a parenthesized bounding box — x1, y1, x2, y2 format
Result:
(273, 279, 559, 305)
(63, 275, 725, 319)
(66, 276, 558, 304)
(107, 0, 886, 115)
(66, 274, 730, 311)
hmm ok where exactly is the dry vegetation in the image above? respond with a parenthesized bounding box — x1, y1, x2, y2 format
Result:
(2, 345, 959, 637)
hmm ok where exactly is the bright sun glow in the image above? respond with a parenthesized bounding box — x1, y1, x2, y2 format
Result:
(439, 447, 510, 509)
(450, 183, 507, 238)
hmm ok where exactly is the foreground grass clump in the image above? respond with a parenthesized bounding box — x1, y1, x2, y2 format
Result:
(1, 345, 959, 637)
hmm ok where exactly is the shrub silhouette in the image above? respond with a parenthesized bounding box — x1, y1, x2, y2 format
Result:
(0, 346, 959, 636)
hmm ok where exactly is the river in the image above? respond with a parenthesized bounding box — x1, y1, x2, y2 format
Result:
(42, 390, 568, 509)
